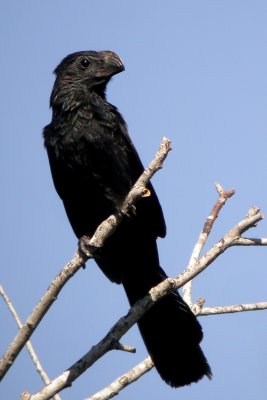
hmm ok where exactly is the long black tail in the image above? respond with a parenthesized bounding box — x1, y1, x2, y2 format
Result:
(121, 239, 212, 388)
(96, 230, 211, 387)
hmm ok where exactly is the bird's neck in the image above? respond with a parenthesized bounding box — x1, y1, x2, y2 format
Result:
(50, 90, 121, 133)
(56, 83, 110, 109)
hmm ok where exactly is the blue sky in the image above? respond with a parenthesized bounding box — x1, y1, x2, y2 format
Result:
(1, 1, 267, 399)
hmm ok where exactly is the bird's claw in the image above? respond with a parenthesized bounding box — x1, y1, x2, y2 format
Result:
(119, 204, 137, 219)
(79, 235, 99, 258)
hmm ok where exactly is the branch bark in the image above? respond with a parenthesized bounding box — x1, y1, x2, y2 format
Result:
(199, 302, 267, 315)
(85, 357, 154, 400)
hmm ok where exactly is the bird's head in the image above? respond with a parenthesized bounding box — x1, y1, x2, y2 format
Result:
(50, 50, 125, 111)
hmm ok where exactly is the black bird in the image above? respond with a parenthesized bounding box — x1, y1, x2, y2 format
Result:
(43, 50, 211, 387)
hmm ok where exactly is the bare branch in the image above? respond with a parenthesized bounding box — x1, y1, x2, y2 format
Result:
(191, 206, 264, 274)
(234, 237, 267, 246)
(86, 299, 267, 400)
(114, 342, 136, 354)
(86, 298, 267, 400)
(183, 183, 235, 305)
(0, 138, 171, 381)
(85, 357, 154, 400)
(199, 302, 267, 316)
(0, 285, 62, 400)
(87, 137, 171, 249)
(0, 251, 86, 382)
(22, 205, 265, 400)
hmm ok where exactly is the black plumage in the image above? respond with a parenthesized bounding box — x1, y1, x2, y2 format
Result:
(43, 50, 211, 387)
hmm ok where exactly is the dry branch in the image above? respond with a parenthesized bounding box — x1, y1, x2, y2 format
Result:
(199, 302, 267, 315)
(0, 251, 86, 381)
(0, 285, 62, 400)
(234, 237, 267, 246)
(85, 357, 154, 400)
(183, 182, 235, 305)
(82, 204, 267, 400)
(0, 138, 171, 381)
(84, 299, 267, 400)
(22, 205, 266, 400)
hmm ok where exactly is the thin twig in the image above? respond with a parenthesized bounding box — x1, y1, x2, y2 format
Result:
(85, 357, 154, 400)
(199, 302, 267, 315)
(113, 342, 136, 353)
(0, 137, 171, 381)
(234, 237, 267, 246)
(183, 183, 235, 305)
(0, 285, 62, 400)
(0, 251, 86, 382)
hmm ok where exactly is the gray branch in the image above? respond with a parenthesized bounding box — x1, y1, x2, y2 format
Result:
(199, 302, 267, 315)
(85, 357, 154, 400)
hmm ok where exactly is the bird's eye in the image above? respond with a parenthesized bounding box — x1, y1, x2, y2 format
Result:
(79, 58, 90, 69)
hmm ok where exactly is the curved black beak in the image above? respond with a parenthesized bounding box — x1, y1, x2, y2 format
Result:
(95, 51, 125, 79)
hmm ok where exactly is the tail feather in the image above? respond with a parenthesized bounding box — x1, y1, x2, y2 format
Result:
(122, 264, 212, 387)
(96, 232, 211, 387)
(134, 290, 212, 387)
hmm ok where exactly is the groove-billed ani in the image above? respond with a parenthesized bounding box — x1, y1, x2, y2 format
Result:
(43, 50, 211, 387)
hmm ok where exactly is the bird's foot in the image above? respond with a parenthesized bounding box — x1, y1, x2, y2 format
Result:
(119, 204, 136, 219)
(79, 235, 99, 258)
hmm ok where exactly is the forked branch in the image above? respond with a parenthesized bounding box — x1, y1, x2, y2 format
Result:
(183, 182, 235, 305)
